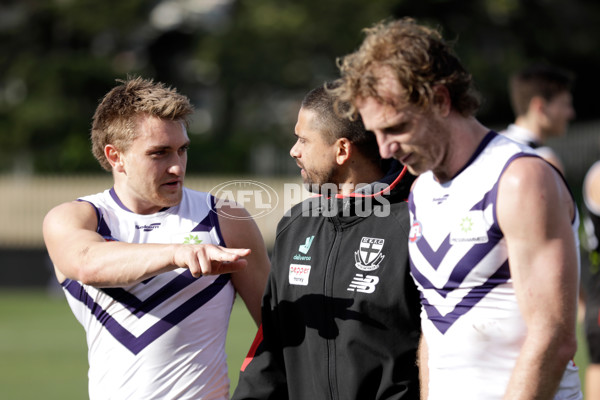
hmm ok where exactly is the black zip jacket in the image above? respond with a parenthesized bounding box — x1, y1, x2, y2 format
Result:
(233, 162, 421, 400)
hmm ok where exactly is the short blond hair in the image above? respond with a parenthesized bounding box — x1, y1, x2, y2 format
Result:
(91, 76, 194, 171)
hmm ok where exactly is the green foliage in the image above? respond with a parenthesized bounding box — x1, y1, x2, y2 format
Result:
(0, 1, 148, 173)
(1, 0, 599, 174)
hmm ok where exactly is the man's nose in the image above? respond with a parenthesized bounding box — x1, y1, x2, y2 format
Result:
(169, 155, 186, 175)
(375, 132, 399, 159)
(290, 142, 299, 159)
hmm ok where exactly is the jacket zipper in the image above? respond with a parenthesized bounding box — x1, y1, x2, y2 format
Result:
(325, 215, 342, 400)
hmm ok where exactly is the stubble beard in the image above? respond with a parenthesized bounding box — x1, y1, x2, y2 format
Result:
(302, 167, 339, 195)
(155, 184, 183, 209)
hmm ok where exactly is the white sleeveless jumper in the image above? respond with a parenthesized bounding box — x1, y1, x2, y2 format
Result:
(408, 132, 581, 399)
(62, 187, 234, 400)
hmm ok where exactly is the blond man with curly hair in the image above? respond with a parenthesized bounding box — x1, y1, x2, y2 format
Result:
(332, 18, 582, 400)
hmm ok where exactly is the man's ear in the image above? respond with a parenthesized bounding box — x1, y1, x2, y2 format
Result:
(529, 95, 546, 114)
(335, 137, 352, 165)
(432, 85, 451, 117)
(105, 144, 125, 173)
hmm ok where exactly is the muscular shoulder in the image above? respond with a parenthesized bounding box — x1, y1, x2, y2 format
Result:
(498, 156, 574, 230)
(44, 200, 99, 233)
(500, 156, 567, 196)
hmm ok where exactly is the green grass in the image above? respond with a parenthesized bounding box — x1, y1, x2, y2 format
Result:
(0, 289, 257, 399)
(575, 317, 590, 393)
(0, 290, 88, 399)
(226, 296, 259, 396)
(0, 289, 590, 399)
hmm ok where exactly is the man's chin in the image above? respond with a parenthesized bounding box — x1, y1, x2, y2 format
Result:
(406, 166, 423, 176)
(303, 182, 321, 194)
(158, 192, 183, 208)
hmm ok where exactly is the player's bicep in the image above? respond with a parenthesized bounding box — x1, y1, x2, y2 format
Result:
(497, 157, 577, 322)
(43, 201, 103, 282)
(218, 203, 270, 325)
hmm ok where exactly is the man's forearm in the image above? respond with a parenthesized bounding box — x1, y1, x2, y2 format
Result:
(62, 241, 180, 287)
(503, 332, 576, 399)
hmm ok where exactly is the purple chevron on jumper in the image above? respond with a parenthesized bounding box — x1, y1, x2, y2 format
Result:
(417, 260, 510, 334)
(409, 181, 510, 334)
(193, 195, 225, 245)
(62, 273, 231, 355)
(100, 270, 199, 317)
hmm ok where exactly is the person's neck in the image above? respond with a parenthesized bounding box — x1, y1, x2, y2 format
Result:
(434, 115, 490, 183)
(338, 162, 384, 196)
(514, 116, 545, 143)
(112, 179, 164, 215)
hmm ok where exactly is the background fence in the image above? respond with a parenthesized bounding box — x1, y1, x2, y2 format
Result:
(1, 119, 599, 286)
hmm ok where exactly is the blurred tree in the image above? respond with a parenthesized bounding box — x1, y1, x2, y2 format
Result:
(0, 0, 152, 173)
(187, 0, 401, 174)
(390, 0, 600, 126)
(0, 0, 599, 175)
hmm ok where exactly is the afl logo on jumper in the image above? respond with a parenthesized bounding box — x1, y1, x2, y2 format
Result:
(354, 237, 385, 271)
(408, 221, 422, 243)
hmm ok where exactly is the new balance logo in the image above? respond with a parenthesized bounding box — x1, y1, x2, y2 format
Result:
(347, 274, 379, 294)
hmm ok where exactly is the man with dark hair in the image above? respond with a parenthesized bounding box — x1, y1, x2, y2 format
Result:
(333, 18, 582, 399)
(43, 77, 270, 399)
(232, 84, 421, 399)
(501, 64, 575, 173)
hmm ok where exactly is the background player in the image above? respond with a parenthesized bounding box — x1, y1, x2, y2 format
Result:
(500, 63, 575, 174)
